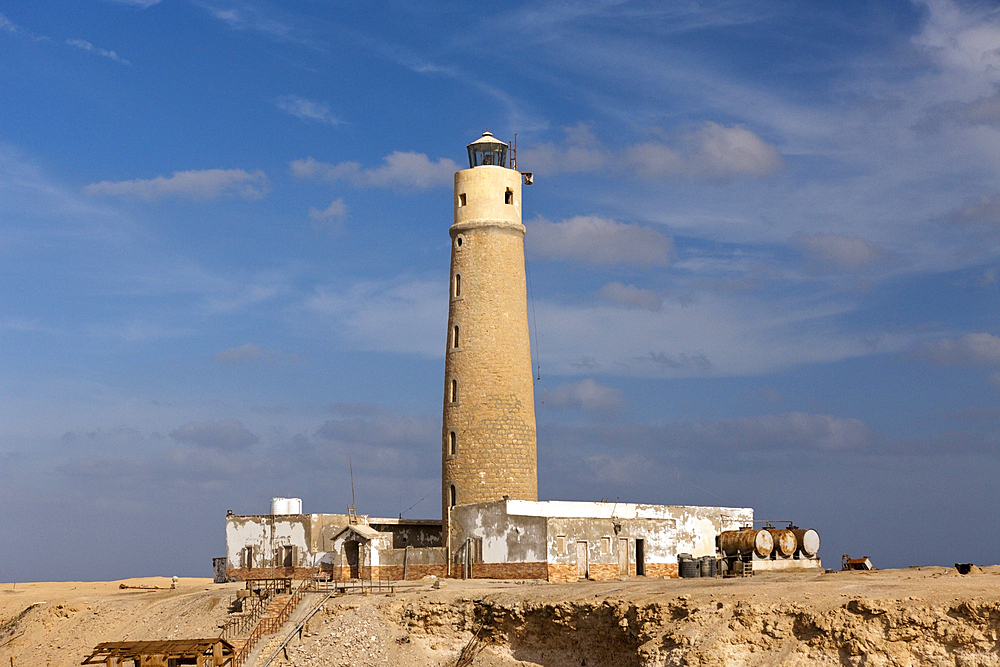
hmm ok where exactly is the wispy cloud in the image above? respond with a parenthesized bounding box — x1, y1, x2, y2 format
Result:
(546, 378, 624, 412)
(792, 233, 891, 274)
(914, 333, 1000, 365)
(291, 153, 459, 191)
(170, 420, 259, 451)
(945, 192, 1000, 227)
(215, 343, 299, 365)
(66, 39, 131, 65)
(520, 122, 783, 182)
(85, 168, 271, 200)
(308, 198, 347, 230)
(527, 215, 673, 267)
(276, 95, 340, 125)
(596, 282, 663, 311)
(0, 13, 21, 34)
(102, 0, 162, 8)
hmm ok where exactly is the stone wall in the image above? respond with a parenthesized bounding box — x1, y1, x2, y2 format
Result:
(442, 165, 537, 523)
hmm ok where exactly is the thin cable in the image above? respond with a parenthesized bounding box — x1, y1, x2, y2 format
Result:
(524, 242, 542, 382)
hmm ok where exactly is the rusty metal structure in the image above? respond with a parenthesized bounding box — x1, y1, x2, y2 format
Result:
(82, 639, 233, 666)
(767, 528, 797, 558)
(842, 554, 874, 570)
(719, 528, 774, 559)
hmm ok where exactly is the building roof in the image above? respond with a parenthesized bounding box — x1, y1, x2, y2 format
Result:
(333, 524, 381, 541)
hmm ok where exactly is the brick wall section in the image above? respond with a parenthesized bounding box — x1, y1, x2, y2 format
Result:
(226, 567, 314, 581)
(442, 166, 537, 522)
(453, 562, 548, 580)
(645, 563, 679, 578)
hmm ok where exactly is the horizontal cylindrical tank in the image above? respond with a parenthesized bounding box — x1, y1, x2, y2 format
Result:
(270, 497, 302, 515)
(719, 529, 773, 559)
(767, 529, 797, 558)
(793, 528, 820, 557)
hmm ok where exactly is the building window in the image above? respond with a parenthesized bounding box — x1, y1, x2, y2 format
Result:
(453, 325, 460, 348)
(450, 379, 458, 403)
(458, 193, 466, 207)
(601, 537, 611, 555)
(449, 431, 457, 456)
(456, 236, 464, 248)
(454, 273, 461, 298)
(450, 485, 457, 507)
(556, 535, 566, 555)
(505, 188, 513, 204)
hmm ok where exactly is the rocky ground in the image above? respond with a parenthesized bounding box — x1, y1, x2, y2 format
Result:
(4, 567, 1000, 666)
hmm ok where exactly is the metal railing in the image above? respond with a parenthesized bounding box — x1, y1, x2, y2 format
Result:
(228, 579, 310, 667)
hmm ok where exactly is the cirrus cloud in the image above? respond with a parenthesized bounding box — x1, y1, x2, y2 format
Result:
(85, 168, 271, 200)
(527, 216, 673, 267)
(914, 333, 1000, 365)
(291, 152, 460, 191)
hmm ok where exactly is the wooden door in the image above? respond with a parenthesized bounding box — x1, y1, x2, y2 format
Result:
(576, 541, 589, 580)
(618, 538, 629, 577)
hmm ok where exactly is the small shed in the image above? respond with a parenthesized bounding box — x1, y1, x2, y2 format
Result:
(82, 638, 234, 666)
(329, 524, 391, 579)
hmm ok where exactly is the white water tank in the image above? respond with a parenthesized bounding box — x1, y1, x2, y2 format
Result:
(270, 497, 302, 515)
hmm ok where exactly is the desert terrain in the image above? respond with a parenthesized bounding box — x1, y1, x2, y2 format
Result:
(3, 567, 1000, 666)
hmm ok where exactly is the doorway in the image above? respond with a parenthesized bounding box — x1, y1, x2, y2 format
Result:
(576, 541, 589, 579)
(635, 539, 645, 576)
(345, 541, 360, 578)
(618, 538, 629, 577)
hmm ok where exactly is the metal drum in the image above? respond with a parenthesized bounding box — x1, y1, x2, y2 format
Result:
(767, 529, 797, 558)
(719, 529, 773, 559)
(793, 529, 820, 557)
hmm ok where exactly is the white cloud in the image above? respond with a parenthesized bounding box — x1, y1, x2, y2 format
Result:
(291, 153, 460, 191)
(945, 192, 1000, 226)
(792, 233, 891, 273)
(625, 122, 784, 181)
(527, 216, 672, 267)
(915, 333, 1000, 365)
(170, 420, 259, 451)
(308, 198, 347, 226)
(66, 39, 131, 65)
(912, 0, 1000, 76)
(546, 378, 625, 412)
(85, 168, 271, 200)
(596, 282, 663, 310)
(676, 412, 877, 452)
(276, 95, 340, 125)
(0, 13, 21, 33)
(215, 343, 298, 365)
(103, 0, 161, 7)
(520, 122, 783, 182)
(300, 279, 445, 356)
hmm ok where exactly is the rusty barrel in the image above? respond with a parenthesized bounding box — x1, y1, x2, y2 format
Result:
(793, 528, 820, 557)
(767, 529, 797, 558)
(718, 529, 773, 559)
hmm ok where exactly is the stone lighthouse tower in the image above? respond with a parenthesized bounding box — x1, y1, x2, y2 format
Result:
(442, 132, 537, 526)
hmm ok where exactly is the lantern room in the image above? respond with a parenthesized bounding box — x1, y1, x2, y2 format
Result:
(467, 131, 508, 168)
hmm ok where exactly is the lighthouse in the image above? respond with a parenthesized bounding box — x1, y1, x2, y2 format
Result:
(441, 132, 538, 527)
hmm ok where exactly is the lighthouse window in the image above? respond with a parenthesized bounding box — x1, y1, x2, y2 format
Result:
(450, 485, 457, 507)
(505, 188, 513, 205)
(451, 379, 458, 403)
(458, 193, 466, 207)
(453, 325, 460, 348)
(449, 431, 457, 456)
(456, 236, 464, 248)
(454, 274, 461, 297)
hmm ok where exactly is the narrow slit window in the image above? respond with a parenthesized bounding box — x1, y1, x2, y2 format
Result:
(450, 485, 457, 507)
(453, 325, 460, 348)
(505, 188, 513, 204)
(454, 273, 461, 297)
(458, 193, 466, 207)
(451, 379, 458, 403)
(449, 431, 457, 456)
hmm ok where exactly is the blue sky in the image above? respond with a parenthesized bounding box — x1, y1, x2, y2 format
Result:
(2, 0, 1000, 581)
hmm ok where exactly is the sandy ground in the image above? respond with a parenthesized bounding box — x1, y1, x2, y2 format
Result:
(4, 567, 1000, 666)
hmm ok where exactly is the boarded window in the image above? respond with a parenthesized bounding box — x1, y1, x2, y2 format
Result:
(601, 537, 611, 555)
(556, 535, 566, 555)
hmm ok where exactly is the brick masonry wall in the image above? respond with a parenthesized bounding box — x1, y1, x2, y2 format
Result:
(645, 563, 679, 578)
(226, 567, 315, 581)
(442, 166, 537, 522)
(547, 564, 580, 583)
